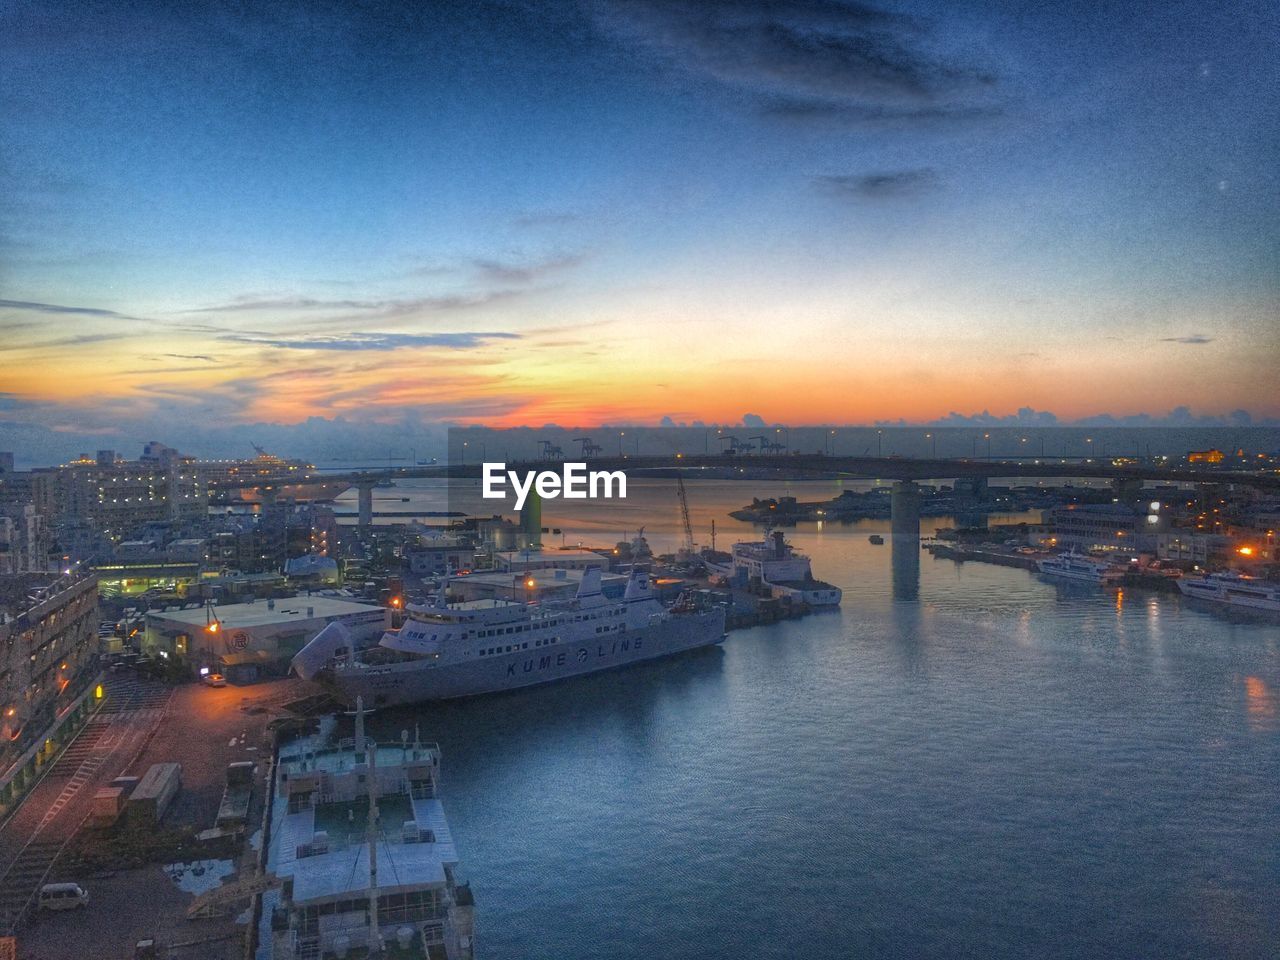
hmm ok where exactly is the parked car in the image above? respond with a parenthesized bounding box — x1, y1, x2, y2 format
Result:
(203, 673, 227, 687)
(39, 883, 89, 911)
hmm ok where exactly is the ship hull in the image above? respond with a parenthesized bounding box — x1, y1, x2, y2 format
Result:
(211, 480, 352, 504)
(323, 609, 726, 708)
(1177, 580, 1280, 612)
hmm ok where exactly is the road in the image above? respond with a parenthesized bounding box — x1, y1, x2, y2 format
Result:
(0, 674, 172, 937)
(1, 673, 310, 959)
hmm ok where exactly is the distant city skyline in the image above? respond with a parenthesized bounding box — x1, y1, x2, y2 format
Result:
(2, 1, 1277, 457)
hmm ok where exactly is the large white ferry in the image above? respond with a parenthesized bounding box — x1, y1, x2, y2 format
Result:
(1176, 572, 1280, 612)
(703, 530, 842, 607)
(1036, 552, 1125, 585)
(292, 568, 726, 708)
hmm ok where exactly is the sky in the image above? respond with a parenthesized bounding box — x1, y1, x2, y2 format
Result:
(1, 0, 1278, 461)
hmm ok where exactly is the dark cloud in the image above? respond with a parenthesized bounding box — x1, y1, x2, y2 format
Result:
(190, 289, 523, 316)
(0, 332, 128, 351)
(162, 353, 217, 362)
(589, 0, 999, 122)
(814, 167, 939, 199)
(470, 253, 587, 284)
(0, 298, 142, 320)
(218, 332, 521, 352)
(1160, 334, 1214, 344)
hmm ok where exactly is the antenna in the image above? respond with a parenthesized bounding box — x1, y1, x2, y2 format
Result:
(366, 740, 384, 956)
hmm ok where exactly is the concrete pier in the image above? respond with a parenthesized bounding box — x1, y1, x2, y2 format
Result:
(890, 480, 921, 601)
(357, 482, 374, 528)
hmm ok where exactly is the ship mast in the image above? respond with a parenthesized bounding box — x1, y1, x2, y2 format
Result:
(359, 696, 384, 956)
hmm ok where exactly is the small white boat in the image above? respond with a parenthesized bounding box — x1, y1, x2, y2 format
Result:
(1037, 552, 1125, 585)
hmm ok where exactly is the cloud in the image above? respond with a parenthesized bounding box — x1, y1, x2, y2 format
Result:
(0, 298, 142, 320)
(589, 0, 999, 123)
(470, 252, 587, 284)
(814, 167, 940, 199)
(218, 332, 522, 352)
(1160, 334, 1214, 345)
(189, 289, 524, 316)
(511, 211, 581, 228)
(162, 353, 218, 362)
(903, 406, 1274, 428)
(0, 332, 128, 352)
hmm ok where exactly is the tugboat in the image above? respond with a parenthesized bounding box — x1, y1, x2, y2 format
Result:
(265, 704, 474, 958)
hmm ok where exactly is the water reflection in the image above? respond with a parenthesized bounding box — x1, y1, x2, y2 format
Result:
(890, 535, 920, 601)
(1243, 675, 1276, 732)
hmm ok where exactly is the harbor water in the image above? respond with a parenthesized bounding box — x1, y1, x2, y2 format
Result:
(349, 480, 1279, 959)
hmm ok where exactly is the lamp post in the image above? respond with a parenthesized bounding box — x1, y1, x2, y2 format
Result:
(925, 432, 935, 458)
(877, 429, 883, 458)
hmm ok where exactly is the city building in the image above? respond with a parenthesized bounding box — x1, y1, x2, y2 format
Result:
(493, 548, 610, 573)
(451, 567, 628, 603)
(29, 445, 207, 554)
(407, 538, 477, 576)
(0, 572, 101, 808)
(143, 595, 389, 681)
(1046, 502, 1166, 554)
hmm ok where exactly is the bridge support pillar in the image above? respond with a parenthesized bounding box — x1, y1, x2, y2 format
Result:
(357, 482, 374, 529)
(1111, 477, 1144, 504)
(890, 481, 921, 542)
(890, 481, 921, 601)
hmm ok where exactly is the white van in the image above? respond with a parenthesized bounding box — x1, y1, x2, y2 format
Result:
(39, 882, 89, 911)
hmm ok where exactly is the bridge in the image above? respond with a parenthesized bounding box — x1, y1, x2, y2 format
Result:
(207, 452, 1279, 529)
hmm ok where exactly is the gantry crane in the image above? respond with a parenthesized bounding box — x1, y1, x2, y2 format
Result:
(676, 472, 695, 557)
(573, 436, 604, 457)
(749, 435, 786, 454)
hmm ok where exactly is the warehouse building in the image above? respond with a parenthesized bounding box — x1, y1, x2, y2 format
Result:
(144, 595, 389, 682)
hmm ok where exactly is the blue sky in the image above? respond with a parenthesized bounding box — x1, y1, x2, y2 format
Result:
(1, 0, 1277, 461)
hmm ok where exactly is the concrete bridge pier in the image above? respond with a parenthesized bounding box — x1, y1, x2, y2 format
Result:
(356, 481, 375, 529)
(1111, 477, 1144, 504)
(890, 481, 921, 601)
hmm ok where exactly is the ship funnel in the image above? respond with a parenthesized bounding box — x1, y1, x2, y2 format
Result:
(624, 568, 652, 600)
(290, 620, 354, 680)
(772, 529, 786, 558)
(576, 566, 603, 598)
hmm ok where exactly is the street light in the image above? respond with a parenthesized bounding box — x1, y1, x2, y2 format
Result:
(926, 433, 936, 458)
(984, 432, 991, 460)
(877, 429, 883, 458)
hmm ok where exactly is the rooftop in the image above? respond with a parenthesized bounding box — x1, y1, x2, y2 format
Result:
(146, 595, 384, 629)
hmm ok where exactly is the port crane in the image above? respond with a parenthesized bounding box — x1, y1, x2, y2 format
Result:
(675, 472, 695, 557)
(573, 436, 604, 457)
(749, 435, 786, 454)
(538, 439, 565, 459)
(718, 435, 754, 454)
